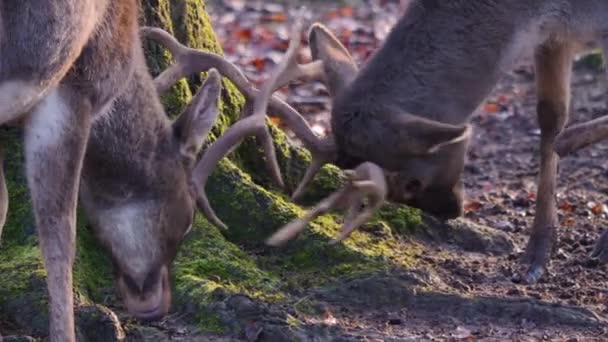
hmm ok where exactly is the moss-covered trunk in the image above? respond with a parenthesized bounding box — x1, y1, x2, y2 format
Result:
(0, 1, 421, 339)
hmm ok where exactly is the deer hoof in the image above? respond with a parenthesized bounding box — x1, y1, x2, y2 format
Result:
(514, 226, 557, 284)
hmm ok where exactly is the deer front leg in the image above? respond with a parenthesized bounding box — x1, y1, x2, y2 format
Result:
(586, 36, 608, 265)
(521, 42, 573, 284)
(24, 88, 92, 342)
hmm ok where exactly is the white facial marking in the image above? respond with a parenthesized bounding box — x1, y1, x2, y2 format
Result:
(0, 80, 44, 123)
(101, 202, 160, 283)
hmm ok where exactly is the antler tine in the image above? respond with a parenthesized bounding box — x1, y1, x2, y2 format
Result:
(253, 16, 338, 202)
(555, 115, 608, 157)
(266, 162, 387, 246)
(265, 186, 350, 246)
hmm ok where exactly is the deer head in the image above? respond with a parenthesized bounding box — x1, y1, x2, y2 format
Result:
(79, 43, 223, 320)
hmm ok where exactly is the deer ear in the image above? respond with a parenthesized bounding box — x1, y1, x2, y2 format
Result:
(173, 68, 222, 161)
(308, 23, 358, 97)
(393, 114, 472, 155)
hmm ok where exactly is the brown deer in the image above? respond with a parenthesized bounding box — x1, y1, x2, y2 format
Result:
(0, 1, 139, 340)
(189, 1, 608, 287)
(1, 1, 227, 340)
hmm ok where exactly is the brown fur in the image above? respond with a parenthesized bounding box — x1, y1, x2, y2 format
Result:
(304, 0, 608, 284)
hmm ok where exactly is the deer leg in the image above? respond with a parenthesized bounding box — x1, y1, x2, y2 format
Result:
(24, 88, 92, 342)
(586, 36, 608, 264)
(521, 42, 573, 284)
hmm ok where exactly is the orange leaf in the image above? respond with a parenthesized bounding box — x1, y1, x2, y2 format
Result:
(560, 201, 574, 213)
(269, 117, 282, 126)
(264, 13, 287, 22)
(464, 200, 483, 212)
(564, 217, 575, 227)
(593, 203, 603, 216)
(484, 103, 500, 114)
(251, 57, 266, 72)
(340, 7, 354, 17)
(235, 29, 252, 42)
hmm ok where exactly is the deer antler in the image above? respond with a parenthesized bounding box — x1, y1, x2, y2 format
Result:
(266, 162, 387, 246)
(555, 115, 608, 157)
(141, 16, 338, 229)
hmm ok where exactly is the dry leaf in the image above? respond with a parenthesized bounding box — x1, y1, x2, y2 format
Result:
(451, 326, 473, 339)
(341, 7, 355, 17)
(484, 103, 500, 114)
(564, 217, 575, 227)
(464, 200, 483, 212)
(323, 310, 338, 326)
(251, 57, 266, 72)
(560, 201, 574, 213)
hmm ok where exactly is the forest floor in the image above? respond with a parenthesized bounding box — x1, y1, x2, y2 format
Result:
(6, 1, 608, 341)
(197, 0, 608, 341)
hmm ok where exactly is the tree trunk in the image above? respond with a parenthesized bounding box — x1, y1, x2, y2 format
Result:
(0, 1, 421, 339)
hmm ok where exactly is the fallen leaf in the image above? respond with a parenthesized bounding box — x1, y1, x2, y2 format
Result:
(451, 326, 473, 339)
(484, 103, 500, 114)
(560, 201, 574, 213)
(251, 57, 266, 72)
(587, 201, 604, 216)
(341, 7, 354, 17)
(323, 310, 338, 326)
(465, 200, 483, 212)
(564, 217, 575, 227)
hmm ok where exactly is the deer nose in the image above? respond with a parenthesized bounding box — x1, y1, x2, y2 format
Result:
(132, 304, 164, 321)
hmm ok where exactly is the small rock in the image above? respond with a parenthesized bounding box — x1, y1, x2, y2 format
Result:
(496, 220, 514, 231)
(387, 316, 403, 325)
(507, 287, 524, 296)
(76, 304, 125, 342)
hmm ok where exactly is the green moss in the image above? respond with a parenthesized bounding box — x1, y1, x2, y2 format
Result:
(378, 203, 423, 235)
(0, 244, 45, 302)
(72, 215, 113, 303)
(575, 50, 604, 71)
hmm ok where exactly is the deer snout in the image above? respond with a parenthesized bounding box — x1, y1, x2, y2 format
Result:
(118, 265, 172, 321)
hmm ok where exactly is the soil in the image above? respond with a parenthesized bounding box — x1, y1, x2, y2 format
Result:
(6, 1, 608, 340)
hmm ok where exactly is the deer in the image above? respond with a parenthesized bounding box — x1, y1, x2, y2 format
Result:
(0, 1, 241, 340)
(185, 0, 608, 288)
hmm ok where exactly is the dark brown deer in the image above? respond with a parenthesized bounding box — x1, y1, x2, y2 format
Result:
(190, 1, 608, 287)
